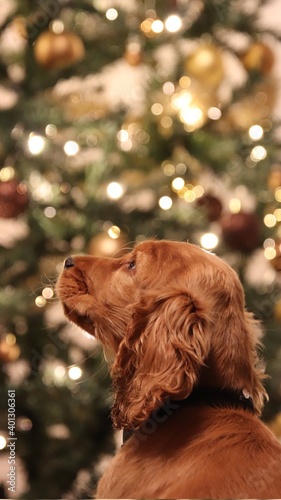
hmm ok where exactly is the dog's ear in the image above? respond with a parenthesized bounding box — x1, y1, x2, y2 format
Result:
(111, 289, 212, 430)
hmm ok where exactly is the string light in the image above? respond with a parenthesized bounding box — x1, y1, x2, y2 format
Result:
(171, 177, 185, 191)
(162, 163, 175, 176)
(151, 103, 163, 115)
(249, 124, 263, 141)
(264, 214, 276, 228)
(229, 198, 241, 214)
(45, 124, 57, 137)
(151, 19, 164, 33)
(106, 8, 118, 20)
(0, 166, 15, 181)
(163, 81, 175, 95)
(164, 14, 182, 33)
(64, 141, 80, 156)
(274, 208, 281, 221)
(208, 107, 222, 120)
(68, 366, 82, 380)
(159, 196, 172, 210)
(250, 145, 267, 162)
(200, 233, 219, 250)
(35, 296, 46, 308)
(107, 182, 125, 200)
(193, 185, 204, 198)
(44, 206, 56, 218)
(264, 247, 276, 260)
(42, 287, 54, 299)
(51, 20, 64, 34)
(108, 225, 121, 239)
(28, 133, 45, 155)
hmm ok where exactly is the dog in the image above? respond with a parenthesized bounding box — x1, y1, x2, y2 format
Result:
(57, 239, 281, 498)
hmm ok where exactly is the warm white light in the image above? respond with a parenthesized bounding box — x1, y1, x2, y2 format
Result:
(172, 91, 192, 111)
(200, 233, 219, 250)
(45, 124, 57, 137)
(249, 125, 263, 141)
(274, 208, 281, 221)
(117, 129, 129, 142)
(180, 106, 203, 127)
(264, 214, 276, 228)
(28, 134, 45, 155)
(159, 196, 173, 210)
(44, 206, 56, 218)
(42, 287, 54, 299)
(52, 20, 64, 34)
(106, 8, 118, 20)
(64, 141, 80, 156)
(264, 247, 276, 260)
(193, 185, 204, 198)
(165, 14, 182, 32)
(229, 198, 241, 214)
(35, 296, 46, 308)
(172, 177, 185, 191)
(184, 190, 196, 202)
(68, 366, 82, 380)
(163, 81, 175, 95)
(208, 107, 222, 120)
(0, 166, 15, 181)
(0, 436, 7, 450)
(151, 19, 164, 33)
(54, 365, 66, 381)
(250, 145, 267, 161)
(151, 103, 163, 115)
(107, 182, 125, 200)
(108, 225, 121, 239)
(161, 116, 173, 128)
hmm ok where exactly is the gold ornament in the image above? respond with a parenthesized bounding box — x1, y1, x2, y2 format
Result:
(88, 232, 128, 258)
(184, 44, 224, 87)
(240, 42, 274, 75)
(34, 30, 85, 69)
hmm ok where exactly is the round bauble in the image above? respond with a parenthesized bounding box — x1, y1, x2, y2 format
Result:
(34, 30, 85, 69)
(221, 212, 260, 252)
(184, 44, 224, 87)
(240, 42, 274, 74)
(196, 194, 222, 222)
(0, 179, 29, 218)
(88, 232, 128, 258)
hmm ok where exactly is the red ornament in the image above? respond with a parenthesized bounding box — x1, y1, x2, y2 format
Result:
(0, 179, 29, 218)
(221, 212, 260, 252)
(197, 194, 222, 222)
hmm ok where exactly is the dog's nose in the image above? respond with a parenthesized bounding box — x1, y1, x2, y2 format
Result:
(64, 256, 74, 269)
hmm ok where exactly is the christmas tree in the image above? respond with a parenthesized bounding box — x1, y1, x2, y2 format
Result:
(0, 0, 281, 497)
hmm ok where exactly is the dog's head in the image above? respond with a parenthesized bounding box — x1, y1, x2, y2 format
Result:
(56, 240, 267, 429)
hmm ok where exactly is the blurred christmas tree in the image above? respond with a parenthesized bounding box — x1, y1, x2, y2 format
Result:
(0, 0, 281, 497)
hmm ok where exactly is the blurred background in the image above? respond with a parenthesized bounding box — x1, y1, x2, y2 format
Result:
(0, 0, 281, 498)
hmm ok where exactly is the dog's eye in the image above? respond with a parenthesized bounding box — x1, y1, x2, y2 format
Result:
(127, 260, 136, 271)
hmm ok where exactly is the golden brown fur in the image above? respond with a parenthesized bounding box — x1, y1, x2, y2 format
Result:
(57, 240, 281, 498)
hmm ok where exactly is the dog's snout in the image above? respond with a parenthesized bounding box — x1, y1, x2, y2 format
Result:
(64, 256, 74, 269)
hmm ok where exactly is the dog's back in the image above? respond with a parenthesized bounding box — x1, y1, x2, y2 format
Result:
(96, 406, 281, 499)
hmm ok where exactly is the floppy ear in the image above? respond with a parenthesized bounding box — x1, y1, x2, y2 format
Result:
(111, 288, 212, 430)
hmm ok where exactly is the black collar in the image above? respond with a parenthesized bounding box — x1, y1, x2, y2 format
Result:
(122, 387, 255, 445)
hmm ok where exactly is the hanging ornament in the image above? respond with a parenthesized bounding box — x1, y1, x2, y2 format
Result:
(240, 42, 274, 75)
(34, 30, 85, 69)
(268, 165, 281, 192)
(196, 193, 222, 222)
(184, 44, 224, 88)
(88, 231, 128, 258)
(275, 299, 281, 322)
(221, 212, 260, 252)
(0, 179, 29, 218)
(124, 37, 143, 66)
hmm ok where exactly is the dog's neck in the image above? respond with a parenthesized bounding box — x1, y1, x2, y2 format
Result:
(122, 386, 255, 445)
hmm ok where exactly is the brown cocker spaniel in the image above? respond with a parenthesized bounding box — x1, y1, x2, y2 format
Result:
(57, 239, 281, 499)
